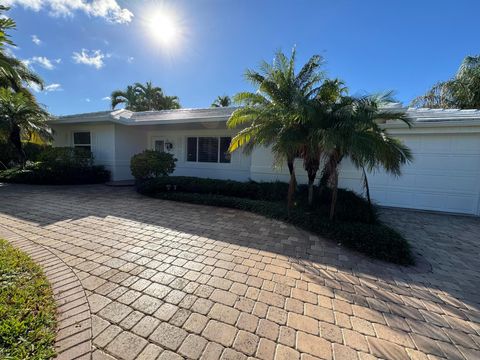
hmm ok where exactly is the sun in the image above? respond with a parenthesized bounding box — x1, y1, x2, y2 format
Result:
(148, 11, 179, 46)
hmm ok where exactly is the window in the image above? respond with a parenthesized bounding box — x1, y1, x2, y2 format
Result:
(186, 137, 231, 163)
(73, 132, 91, 151)
(154, 140, 165, 152)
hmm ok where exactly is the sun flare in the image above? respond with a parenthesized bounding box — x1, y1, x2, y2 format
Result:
(148, 11, 179, 46)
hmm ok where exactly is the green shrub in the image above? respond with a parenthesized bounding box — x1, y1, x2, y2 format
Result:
(0, 147, 110, 184)
(136, 176, 377, 224)
(23, 143, 50, 162)
(38, 147, 93, 169)
(130, 150, 176, 180)
(0, 142, 50, 168)
(146, 191, 414, 265)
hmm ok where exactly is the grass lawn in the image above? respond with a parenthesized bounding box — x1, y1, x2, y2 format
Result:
(0, 239, 56, 360)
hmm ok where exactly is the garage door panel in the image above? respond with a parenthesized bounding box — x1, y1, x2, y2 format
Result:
(361, 132, 480, 215)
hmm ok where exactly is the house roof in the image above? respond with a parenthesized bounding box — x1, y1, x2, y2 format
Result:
(49, 105, 480, 127)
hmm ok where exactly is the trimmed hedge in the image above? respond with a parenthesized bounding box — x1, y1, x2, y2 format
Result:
(137, 176, 377, 224)
(0, 147, 110, 185)
(137, 177, 414, 265)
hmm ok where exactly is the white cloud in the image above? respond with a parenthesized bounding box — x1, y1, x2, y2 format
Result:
(85, 98, 91, 102)
(4, 0, 133, 24)
(101, 96, 111, 101)
(72, 49, 105, 69)
(32, 34, 41, 45)
(31, 82, 62, 93)
(29, 56, 58, 70)
(44, 83, 62, 91)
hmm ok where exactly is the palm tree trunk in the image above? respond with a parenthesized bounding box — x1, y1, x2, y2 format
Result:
(362, 166, 371, 207)
(9, 124, 25, 167)
(328, 151, 340, 220)
(287, 158, 297, 210)
(307, 164, 319, 206)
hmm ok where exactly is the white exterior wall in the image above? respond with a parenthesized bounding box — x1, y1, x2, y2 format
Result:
(146, 128, 251, 181)
(51, 119, 480, 216)
(113, 125, 148, 180)
(51, 123, 116, 175)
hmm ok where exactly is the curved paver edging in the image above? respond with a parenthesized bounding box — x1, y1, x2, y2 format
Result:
(0, 225, 92, 360)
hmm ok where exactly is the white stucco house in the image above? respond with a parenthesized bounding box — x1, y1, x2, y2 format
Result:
(48, 106, 480, 216)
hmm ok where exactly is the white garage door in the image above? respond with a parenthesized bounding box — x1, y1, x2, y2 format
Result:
(365, 133, 480, 215)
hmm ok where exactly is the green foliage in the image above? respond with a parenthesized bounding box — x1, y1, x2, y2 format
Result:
(211, 95, 231, 107)
(38, 146, 93, 169)
(137, 187, 413, 265)
(130, 150, 176, 180)
(111, 81, 180, 111)
(22, 142, 50, 162)
(0, 147, 110, 184)
(0, 239, 56, 359)
(0, 142, 49, 168)
(137, 176, 378, 224)
(411, 55, 480, 109)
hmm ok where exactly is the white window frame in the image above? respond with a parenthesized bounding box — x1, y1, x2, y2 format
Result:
(186, 136, 231, 164)
(72, 131, 92, 150)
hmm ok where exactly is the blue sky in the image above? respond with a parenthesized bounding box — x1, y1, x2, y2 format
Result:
(4, 0, 480, 115)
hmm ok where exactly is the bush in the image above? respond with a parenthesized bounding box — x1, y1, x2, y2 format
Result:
(23, 142, 50, 162)
(0, 147, 110, 185)
(0, 141, 49, 168)
(136, 176, 377, 223)
(130, 150, 176, 180)
(144, 191, 413, 265)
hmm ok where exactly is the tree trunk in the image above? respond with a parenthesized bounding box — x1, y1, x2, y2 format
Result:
(307, 166, 318, 206)
(287, 158, 297, 210)
(362, 166, 371, 208)
(329, 168, 338, 220)
(328, 151, 340, 220)
(9, 124, 25, 167)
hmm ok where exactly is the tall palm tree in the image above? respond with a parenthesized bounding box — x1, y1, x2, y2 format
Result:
(320, 93, 413, 219)
(211, 95, 231, 107)
(111, 85, 138, 110)
(227, 49, 324, 208)
(411, 55, 480, 109)
(0, 88, 51, 165)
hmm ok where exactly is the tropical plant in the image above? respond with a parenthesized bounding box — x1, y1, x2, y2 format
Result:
(0, 88, 51, 165)
(211, 95, 231, 107)
(111, 85, 139, 111)
(227, 49, 325, 208)
(0, 6, 44, 93)
(319, 93, 413, 219)
(111, 82, 180, 111)
(411, 55, 480, 109)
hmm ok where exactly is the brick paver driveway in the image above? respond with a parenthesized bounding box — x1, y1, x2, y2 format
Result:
(0, 184, 479, 360)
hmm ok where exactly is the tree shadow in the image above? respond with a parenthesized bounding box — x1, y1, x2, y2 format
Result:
(0, 183, 478, 326)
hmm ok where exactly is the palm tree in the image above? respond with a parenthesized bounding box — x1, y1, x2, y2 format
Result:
(227, 49, 324, 208)
(111, 82, 180, 111)
(111, 85, 138, 110)
(298, 79, 348, 205)
(0, 6, 44, 93)
(211, 95, 231, 107)
(320, 93, 413, 219)
(412, 55, 480, 109)
(0, 88, 51, 165)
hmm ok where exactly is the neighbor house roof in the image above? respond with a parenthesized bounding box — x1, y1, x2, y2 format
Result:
(48, 105, 480, 127)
